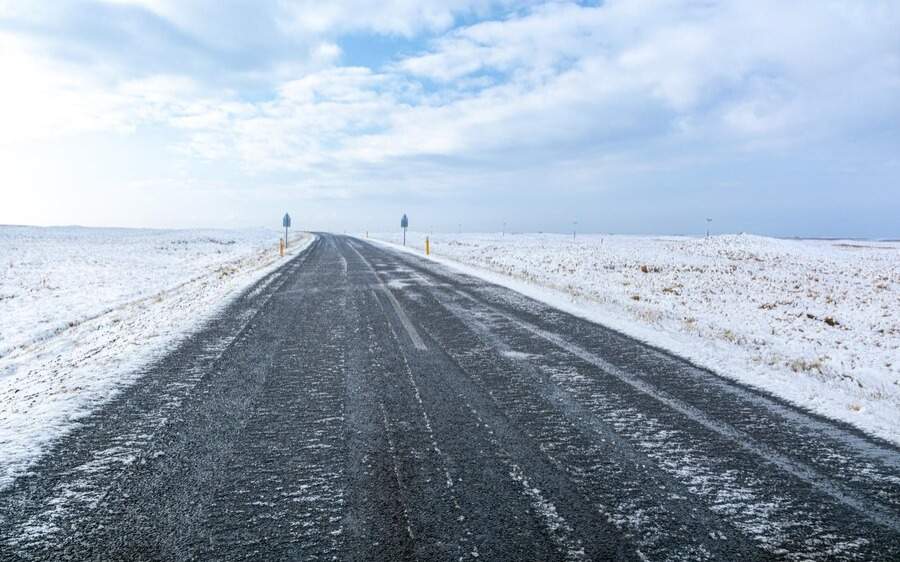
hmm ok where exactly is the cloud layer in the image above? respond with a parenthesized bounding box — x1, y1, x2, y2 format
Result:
(2, 1, 899, 235)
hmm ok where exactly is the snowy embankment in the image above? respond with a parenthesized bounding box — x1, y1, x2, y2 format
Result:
(369, 232, 900, 444)
(0, 226, 312, 488)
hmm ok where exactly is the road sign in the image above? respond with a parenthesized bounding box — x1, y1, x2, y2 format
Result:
(282, 213, 292, 249)
(401, 214, 409, 246)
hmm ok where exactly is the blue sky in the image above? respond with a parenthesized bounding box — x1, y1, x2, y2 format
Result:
(1, 1, 899, 237)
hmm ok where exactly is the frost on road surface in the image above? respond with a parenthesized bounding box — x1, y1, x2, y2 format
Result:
(0, 226, 313, 489)
(1, 234, 898, 560)
(368, 232, 900, 444)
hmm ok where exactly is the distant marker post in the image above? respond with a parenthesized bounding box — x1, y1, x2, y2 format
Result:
(401, 213, 409, 246)
(282, 212, 292, 248)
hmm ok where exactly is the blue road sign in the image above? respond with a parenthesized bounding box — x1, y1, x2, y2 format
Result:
(283, 213, 292, 228)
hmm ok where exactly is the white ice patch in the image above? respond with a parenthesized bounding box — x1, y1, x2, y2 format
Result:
(501, 350, 535, 361)
(386, 279, 411, 290)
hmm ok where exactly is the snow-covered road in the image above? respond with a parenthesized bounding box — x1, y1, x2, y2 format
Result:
(1, 234, 897, 560)
(369, 232, 900, 444)
(0, 226, 313, 489)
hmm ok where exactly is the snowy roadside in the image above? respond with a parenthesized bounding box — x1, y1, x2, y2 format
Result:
(364, 232, 900, 445)
(0, 227, 314, 489)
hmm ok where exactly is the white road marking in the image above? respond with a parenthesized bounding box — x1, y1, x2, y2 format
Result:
(346, 242, 427, 351)
(373, 291, 479, 560)
(378, 287, 428, 351)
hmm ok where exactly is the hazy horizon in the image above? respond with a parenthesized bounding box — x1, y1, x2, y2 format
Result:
(3, 222, 898, 241)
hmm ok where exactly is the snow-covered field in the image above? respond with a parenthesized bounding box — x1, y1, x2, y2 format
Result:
(0, 226, 312, 488)
(368, 232, 900, 444)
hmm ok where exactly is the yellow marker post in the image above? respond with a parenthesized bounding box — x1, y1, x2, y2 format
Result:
(279, 238, 285, 257)
(425, 237, 430, 256)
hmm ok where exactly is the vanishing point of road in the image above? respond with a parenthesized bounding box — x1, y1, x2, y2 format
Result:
(1, 234, 899, 560)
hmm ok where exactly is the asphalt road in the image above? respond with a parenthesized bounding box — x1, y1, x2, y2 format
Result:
(1, 233, 899, 561)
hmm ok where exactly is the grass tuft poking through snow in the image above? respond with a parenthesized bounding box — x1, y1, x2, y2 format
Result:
(0, 226, 312, 489)
(368, 232, 900, 444)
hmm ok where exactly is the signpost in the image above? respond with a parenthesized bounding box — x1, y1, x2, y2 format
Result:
(283, 212, 292, 248)
(401, 213, 409, 246)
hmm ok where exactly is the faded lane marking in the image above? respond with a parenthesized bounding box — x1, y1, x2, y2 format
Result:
(346, 242, 428, 351)
(377, 287, 428, 351)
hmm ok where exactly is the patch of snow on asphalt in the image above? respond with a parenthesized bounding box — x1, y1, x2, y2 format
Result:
(366, 232, 900, 444)
(0, 226, 313, 489)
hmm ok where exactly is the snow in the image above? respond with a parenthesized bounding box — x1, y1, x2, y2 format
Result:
(364, 232, 900, 444)
(0, 226, 313, 489)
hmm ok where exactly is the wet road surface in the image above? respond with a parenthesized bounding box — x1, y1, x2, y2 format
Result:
(1, 233, 899, 560)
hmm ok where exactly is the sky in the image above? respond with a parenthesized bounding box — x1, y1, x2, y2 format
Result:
(1, 1, 899, 238)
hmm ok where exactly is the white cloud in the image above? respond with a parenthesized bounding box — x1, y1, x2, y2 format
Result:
(276, 0, 509, 37)
(95, 0, 511, 42)
(0, 34, 133, 145)
(392, 0, 900, 147)
(2, 0, 900, 229)
(134, 2, 900, 176)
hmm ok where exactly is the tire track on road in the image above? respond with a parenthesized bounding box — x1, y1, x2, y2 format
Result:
(360, 237, 900, 560)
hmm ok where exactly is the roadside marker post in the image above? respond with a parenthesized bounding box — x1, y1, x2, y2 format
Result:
(425, 237, 430, 256)
(279, 238, 285, 257)
(401, 213, 409, 246)
(282, 213, 292, 248)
